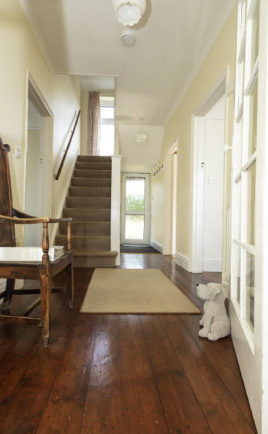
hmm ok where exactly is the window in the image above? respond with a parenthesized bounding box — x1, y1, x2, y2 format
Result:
(99, 95, 115, 156)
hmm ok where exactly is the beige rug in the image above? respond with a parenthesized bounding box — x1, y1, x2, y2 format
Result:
(80, 269, 200, 314)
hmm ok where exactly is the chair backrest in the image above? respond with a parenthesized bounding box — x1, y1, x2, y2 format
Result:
(0, 138, 15, 247)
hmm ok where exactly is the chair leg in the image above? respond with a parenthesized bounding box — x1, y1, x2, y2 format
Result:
(66, 263, 74, 309)
(1, 279, 15, 311)
(40, 271, 51, 347)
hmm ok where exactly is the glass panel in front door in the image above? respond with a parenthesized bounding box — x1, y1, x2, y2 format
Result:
(124, 176, 147, 243)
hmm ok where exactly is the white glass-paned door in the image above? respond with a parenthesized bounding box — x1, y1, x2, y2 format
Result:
(230, 0, 265, 430)
(121, 174, 150, 244)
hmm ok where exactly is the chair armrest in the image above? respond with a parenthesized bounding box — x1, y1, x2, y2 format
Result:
(0, 214, 72, 225)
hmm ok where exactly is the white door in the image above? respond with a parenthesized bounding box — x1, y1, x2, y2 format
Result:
(230, 1, 268, 431)
(25, 101, 44, 246)
(121, 174, 150, 245)
(202, 110, 225, 272)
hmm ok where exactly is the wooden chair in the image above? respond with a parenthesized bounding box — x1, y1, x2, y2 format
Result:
(0, 137, 74, 347)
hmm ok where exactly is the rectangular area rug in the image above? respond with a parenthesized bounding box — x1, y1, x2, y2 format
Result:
(80, 268, 200, 314)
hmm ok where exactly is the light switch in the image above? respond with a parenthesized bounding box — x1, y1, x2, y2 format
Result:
(15, 146, 22, 159)
(208, 176, 216, 184)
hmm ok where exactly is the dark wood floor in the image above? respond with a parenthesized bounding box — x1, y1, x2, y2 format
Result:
(0, 254, 256, 433)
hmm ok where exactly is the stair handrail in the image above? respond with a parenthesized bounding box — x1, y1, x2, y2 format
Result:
(54, 110, 81, 180)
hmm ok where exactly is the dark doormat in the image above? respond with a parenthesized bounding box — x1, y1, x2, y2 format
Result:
(120, 244, 160, 254)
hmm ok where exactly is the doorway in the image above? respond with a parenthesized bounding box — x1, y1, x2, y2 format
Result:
(202, 97, 225, 271)
(24, 75, 53, 246)
(121, 173, 150, 245)
(191, 80, 226, 273)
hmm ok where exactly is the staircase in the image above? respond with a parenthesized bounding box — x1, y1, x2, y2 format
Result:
(56, 155, 118, 268)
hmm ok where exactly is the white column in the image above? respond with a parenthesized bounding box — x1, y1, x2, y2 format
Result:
(111, 155, 121, 266)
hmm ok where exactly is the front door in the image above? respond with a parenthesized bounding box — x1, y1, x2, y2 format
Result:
(121, 174, 150, 245)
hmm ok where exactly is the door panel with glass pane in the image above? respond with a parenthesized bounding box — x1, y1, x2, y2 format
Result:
(121, 174, 150, 244)
(230, 0, 261, 428)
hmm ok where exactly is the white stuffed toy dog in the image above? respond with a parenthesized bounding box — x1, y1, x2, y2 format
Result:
(197, 282, 230, 341)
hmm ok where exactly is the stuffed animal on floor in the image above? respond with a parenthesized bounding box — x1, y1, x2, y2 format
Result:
(196, 282, 230, 341)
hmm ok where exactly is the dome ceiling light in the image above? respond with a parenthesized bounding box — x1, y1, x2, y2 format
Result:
(113, 0, 146, 27)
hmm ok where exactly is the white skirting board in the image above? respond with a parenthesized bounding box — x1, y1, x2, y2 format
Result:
(0, 278, 24, 294)
(0, 278, 6, 295)
(174, 253, 191, 272)
(150, 240, 163, 253)
(203, 258, 222, 272)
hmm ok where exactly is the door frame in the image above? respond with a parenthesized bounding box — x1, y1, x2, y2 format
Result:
(163, 141, 178, 255)
(121, 172, 151, 245)
(25, 71, 53, 218)
(190, 73, 227, 272)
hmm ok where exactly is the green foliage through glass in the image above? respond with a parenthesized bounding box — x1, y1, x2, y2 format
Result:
(126, 196, 145, 212)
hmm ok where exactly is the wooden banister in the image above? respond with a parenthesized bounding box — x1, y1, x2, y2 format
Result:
(54, 110, 81, 181)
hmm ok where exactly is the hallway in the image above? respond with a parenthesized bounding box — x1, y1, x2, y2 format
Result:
(0, 255, 256, 433)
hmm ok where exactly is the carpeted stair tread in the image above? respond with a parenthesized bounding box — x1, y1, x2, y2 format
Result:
(56, 234, 110, 250)
(75, 161, 111, 170)
(74, 169, 111, 178)
(77, 156, 111, 162)
(59, 221, 110, 235)
(69, 187, 111, 197)
(63, 208, 110, 221)
(71, 177, 111, 187)
(66, 196, 111, 209)
(58, 155, 117, 268)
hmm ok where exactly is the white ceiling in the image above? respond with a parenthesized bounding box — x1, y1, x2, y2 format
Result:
(119, 124, 164, 172)
(20, 0, 237, 126)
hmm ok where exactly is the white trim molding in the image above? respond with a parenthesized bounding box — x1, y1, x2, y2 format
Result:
(163, 141, 178, 255)
(150, 240, 163, 253)
(111, 155, 121, 266)
(174, 253, 191, 272)
(203, 258, 223, 272)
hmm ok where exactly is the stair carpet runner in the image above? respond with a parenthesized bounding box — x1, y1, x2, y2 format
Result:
(55, 156, 118, 268)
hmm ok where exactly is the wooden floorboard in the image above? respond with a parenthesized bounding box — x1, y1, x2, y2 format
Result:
(0, 254, 256, 433)
(140, 315, 211, 433)
(80, 315, 128, 434)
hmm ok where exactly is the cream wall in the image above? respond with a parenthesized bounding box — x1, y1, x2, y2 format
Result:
(80, 89, 88, 155)
(0, 0, 80, 242)
(155, 7, 237, 277)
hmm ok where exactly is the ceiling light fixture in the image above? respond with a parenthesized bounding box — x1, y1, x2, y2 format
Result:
(113, 0, 146, 27)
(121, 30, 136, 47)
(136, 129, 148, 143)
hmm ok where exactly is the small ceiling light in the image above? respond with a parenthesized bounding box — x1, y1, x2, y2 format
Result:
(113, 0, 146, 27)
(136, 129, 148, 143)
(121, 30, 136, 47)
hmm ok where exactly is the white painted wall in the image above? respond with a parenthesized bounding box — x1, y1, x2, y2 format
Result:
(203, 98, 225, 271)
